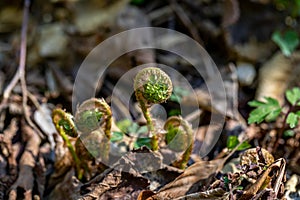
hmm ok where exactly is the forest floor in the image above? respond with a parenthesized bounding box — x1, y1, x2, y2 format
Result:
(0, 0, 300, 199)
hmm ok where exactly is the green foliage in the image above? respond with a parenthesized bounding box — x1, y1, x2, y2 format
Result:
(59, 119, 72, 131)
(110, 131, 124, 142)
(75, 110, 103, 132)
(274, 0, 300, 17)
(134, 137, 152, 149)
(226, 135, 251, 151)
(284, 130, 295, 137)
(170, 86, 190, 103)
(168, 109, 181, 116)
(116, 119, 132, 133)
(116, 119, 148, 136)
(165, 125, 188, 152)
(248, 87, 300, 129)
(248, 97, 282, 124)
(286, 111, 300, 128)
(134, 67, 173, 151)
(143, 74, 171, 104)
(272, 30, 299, 57)
(286, 87, 300, 106)
(134, 67, 173, 105)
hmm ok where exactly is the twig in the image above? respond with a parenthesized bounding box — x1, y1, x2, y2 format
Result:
(1, 0, 29, 102)
(0, 0, 44, 138)
(169, 0, 204, 45)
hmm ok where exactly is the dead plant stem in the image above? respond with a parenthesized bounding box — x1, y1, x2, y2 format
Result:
(0, 0, 44, 138)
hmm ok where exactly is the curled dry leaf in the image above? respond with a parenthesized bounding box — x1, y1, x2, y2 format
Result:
(239, 158, 286, 200)
(240, 147, 274, 167)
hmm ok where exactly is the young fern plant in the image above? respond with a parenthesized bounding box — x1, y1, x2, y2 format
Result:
(134, 67, 173, 151)
(164, 116, 193, 169)
(75, 98, 112, 163)
(52, 108, 82, 178)
(52, 98, 112, 179)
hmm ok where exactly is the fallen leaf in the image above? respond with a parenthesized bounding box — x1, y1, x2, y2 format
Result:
(34, 103, 57, 149)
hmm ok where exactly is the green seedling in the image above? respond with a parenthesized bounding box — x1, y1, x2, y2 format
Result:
(272, 30, 299, 57)
(53, 67, 195, 173)
(134, 67, 173, 151)
(248, 87, 300, 147)
(227, 135, 251, 151)
(164, 116, 193, 169)
(52, 98, 112, 180)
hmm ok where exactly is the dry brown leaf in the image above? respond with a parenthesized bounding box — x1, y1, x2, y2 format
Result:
(154, 161, 221, 199)
(33, 103, 57, 149)
(174, 188, 228, 200)
(48, 169, 82, 200)
(139, 158, 232, 200)
(78, 149, 151, 199)
(239, 158, 286, 200)
(139, 137, 249, 200)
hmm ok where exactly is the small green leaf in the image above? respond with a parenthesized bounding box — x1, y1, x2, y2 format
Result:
(137, 125, 148, 134)
(110, 131, 124, 142)
(168, 109, 181, 116)
(134, 137, 152, 149)
(227, 135, 251, 150)
(272, 30, 300, 57)
(284, 130, 295, 137)
(227, 135, 239, 150)
(170, 87, 190, 103)
(236, 186, 244, 190)
(286, 87, 300, 105)
(248, 100, 265, 107)
(59, 120, 71, 131)
(265, 108, 282, 122)
(286, 112, 299, 128)
(248, 97, 282, 124)
(116, 119, 132, 133)
(237, 141, 252, 151)
(127, 122, 140, 134)
(170, 94, 182, 103)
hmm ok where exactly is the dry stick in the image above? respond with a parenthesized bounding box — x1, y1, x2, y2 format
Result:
(1, 0, 30, 102)
(0, 0, 44, 138)
(169, 0, 204, 45)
